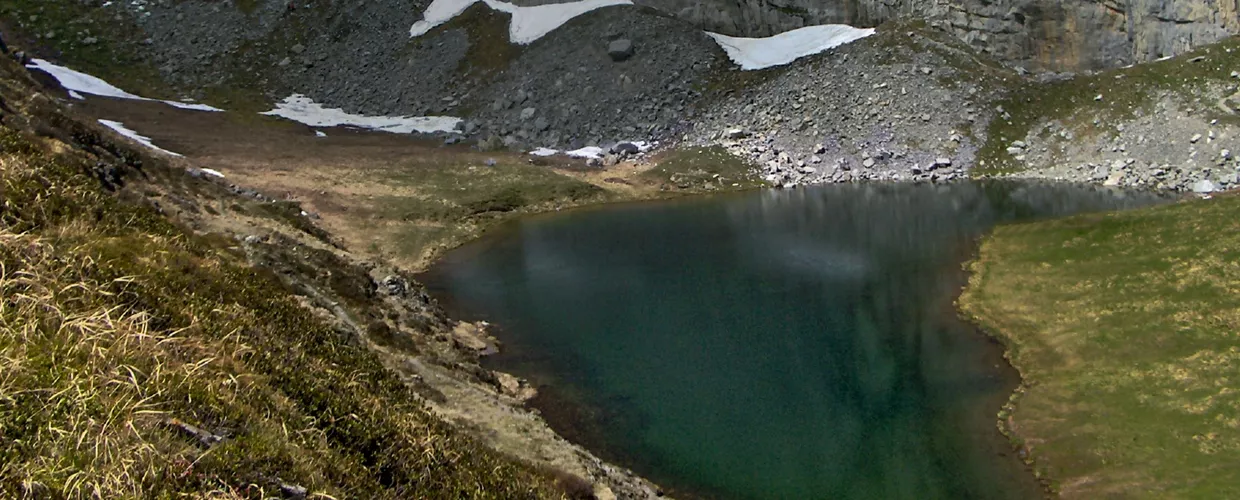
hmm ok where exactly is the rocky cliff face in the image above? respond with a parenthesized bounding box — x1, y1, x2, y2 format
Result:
(635, 0, 1239, 70)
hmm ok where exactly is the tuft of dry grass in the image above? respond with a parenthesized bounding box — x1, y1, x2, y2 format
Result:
(0, 233, 211, 498)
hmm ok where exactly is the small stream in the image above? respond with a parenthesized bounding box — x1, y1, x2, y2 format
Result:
(422, 181, 1171, 500)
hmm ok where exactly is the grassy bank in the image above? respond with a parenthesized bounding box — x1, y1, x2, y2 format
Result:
(961, 195, 1240, 498)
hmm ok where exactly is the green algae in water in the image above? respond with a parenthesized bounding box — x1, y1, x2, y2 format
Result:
(423, 181, 1170, 500)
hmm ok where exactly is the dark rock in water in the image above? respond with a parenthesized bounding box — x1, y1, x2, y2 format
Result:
(611, 142, 640, 155)
(608, 39, 634, 62)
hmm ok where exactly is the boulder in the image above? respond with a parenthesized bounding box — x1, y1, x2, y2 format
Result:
(1192, 179, 1217, 193)
(611, 142, 641, 155)
(608, 39, 634, 61)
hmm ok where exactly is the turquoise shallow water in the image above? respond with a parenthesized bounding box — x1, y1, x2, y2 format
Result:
(422, 181, 1169, 500)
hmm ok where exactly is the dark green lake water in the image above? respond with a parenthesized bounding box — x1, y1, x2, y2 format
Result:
(422, 181, 1169, 500)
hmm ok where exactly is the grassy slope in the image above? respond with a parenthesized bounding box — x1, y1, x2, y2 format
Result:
(961, 196, 1240, 498)
(975, 37, 1240, 175)
(0, 59, 570, 498)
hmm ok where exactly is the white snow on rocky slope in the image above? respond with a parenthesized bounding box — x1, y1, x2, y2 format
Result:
(532, 141, 652, 159)
(409, 1, 871, 70)
(262, 94, 463, 134)
(707, 25, 876, 70)
(410, 0, 631, 44)
(28, 59, 222, 111)
(98, 119, 183, 157)
(566, 146, 606, 159)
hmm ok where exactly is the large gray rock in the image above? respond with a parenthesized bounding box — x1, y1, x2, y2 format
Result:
(608, 39, 635, 61)
(1192, 179, 1218, 193)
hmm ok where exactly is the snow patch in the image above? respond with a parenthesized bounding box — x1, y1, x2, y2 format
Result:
(68, 90, 85, 100)
(98, 119, 182, 157)
(165, 101, 223, 112)
(532, 141, 653, 159)
(200, 168, 226, 178)
(707, 25, 875, 70)
(28, 59, 223, 111)
(409, 0, 479, 37)
(315, 130, 328, 137)
(262, 94, 462, 134)
(410, 0, 631, 44)
(566, 146, 606, 159)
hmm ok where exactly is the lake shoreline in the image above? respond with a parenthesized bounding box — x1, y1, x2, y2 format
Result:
(421, 180, 1168, 498)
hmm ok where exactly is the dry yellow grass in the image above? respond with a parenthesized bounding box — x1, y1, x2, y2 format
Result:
(0, 65, 570, 496)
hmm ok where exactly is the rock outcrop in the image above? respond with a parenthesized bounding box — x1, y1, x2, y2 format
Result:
(632, 0, 1240, 70)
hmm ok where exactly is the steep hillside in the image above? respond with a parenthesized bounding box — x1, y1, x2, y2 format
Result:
(0, 49, 665, 498)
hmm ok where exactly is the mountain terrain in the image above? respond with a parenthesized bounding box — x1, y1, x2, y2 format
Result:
(0, 0, 1239, 498)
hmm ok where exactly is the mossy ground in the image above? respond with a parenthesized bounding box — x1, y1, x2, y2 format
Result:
(961, 195, 1240, 498)
(359, 156, 611, 266)
(641, 146, 765, 192)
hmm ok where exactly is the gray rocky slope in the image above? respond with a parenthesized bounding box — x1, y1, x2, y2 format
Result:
(628, 0, 1239, 72)
(7, 0, 1240, 193)
(116, 0, 719, 151)
(682, 26, 1015, 186)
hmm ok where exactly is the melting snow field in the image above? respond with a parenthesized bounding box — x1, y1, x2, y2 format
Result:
(98, 119, 183, 157)
(707, 25, 876, 70)
(530, 142, 652, 159)
(410, 0, 632, 44)
(409, 0, 872, 69)
(28, 59, 222, 111)
(262, 95, 463, 134)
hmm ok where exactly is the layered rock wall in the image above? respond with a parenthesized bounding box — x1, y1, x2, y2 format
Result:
(633, 0, 1240, 70)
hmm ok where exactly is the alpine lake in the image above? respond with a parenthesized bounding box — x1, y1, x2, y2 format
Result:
(421, 181, 1172, 500)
